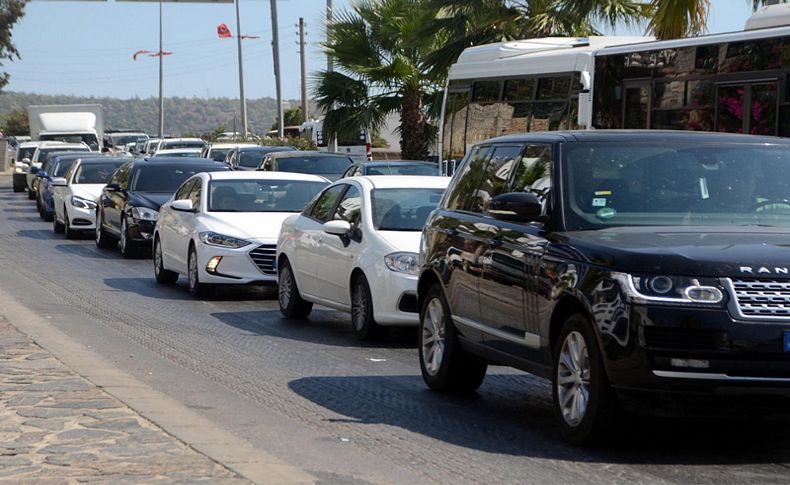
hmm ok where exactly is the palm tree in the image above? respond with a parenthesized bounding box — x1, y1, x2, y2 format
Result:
(314, 0, 446, 160)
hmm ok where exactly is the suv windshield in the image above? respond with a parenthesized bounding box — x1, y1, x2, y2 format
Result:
(277, 156, 352, 175)
(131, 165, 215, 192)
(208, 179, 327, 212)
(74, 162, 124, 184)
(367, 163, 438, 176)
(18, 147, 36, 160)
(372, 188, 445, 231)
(563, 142, 790, 230)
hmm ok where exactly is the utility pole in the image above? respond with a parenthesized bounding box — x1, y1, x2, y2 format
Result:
(298, 17, 308, 123)
(158, 0, 164, 138)
(326, 0, 337, 152)
(270, 0, 284, 139)
(235, 0, 248, 137)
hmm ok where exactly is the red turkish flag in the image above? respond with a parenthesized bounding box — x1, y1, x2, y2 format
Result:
(217, 23, 232, 39)
(132, 49, 152, 61)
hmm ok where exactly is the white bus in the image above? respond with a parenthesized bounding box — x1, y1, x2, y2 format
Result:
(440, 3, 790, 163)
(300, 120, 372, 163)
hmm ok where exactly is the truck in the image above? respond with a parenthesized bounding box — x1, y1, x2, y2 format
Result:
(27, 104, 104, 152)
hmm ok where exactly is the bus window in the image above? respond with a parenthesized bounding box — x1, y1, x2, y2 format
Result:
(442, 91, 470, 161)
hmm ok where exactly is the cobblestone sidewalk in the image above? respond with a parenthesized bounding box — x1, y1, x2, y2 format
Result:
(0, 316, 248, 484)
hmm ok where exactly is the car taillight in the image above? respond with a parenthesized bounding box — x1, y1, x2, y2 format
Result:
(366, 143, 372, 161)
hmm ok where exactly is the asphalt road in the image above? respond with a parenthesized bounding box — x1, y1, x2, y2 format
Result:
(2, 175, 790, 484)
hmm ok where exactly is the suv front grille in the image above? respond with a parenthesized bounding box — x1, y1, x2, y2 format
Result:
(727, 278, 790, 320)
(249, 244, 277, 275)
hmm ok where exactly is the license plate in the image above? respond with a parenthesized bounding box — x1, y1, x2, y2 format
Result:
(785, 331, 790, 352)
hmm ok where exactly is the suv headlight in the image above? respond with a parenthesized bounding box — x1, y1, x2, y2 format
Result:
(71, 196, 97, 210)
(384, 252, 419, 275)
(613, 272, 723, 305)
(199, 231, 251, 249)
(131, 206, 159, 221)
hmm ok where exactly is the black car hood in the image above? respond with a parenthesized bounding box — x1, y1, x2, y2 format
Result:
(128, 192, 172, 210)
(551, 226, 790, 277)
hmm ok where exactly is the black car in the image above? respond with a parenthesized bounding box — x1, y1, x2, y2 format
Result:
(96, 157, 229, 257)
(341, 160, 440, 178)
(226, 145, 296, 171)
(258, 151, 353, 181)
(418, 131, 790, 445)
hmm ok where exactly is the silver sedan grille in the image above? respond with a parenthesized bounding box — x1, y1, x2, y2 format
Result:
(248, 244, 277, 275)
(725, 278, 790, 320)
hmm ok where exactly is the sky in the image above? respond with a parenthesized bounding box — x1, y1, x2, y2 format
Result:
(1, 0, 767, 101)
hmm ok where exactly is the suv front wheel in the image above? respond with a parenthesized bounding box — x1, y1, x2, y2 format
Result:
(419, 284, 487, 392)
(552, 313, 617, 445)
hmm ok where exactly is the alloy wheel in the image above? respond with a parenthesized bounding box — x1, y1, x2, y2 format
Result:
(421, 297, 446, 377)
(556, 331, 591, 427)
(188, 250, 198, 290)
(351, 282, 368, 331)
(278, 265, 292, 308)
(154, 240, 163, 277)
(120, 218, 128, 253)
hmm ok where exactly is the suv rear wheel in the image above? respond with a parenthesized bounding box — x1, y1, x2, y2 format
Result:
(552, 313, 617, 445)
(419, 284, 487, 392)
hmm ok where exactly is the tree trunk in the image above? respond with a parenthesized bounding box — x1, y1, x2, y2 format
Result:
(400, 89, 428, 160)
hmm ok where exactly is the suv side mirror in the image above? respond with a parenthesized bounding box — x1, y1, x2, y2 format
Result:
(487, 192, 544, 222)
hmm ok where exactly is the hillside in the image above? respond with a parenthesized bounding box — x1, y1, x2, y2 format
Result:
(0, 92, 309, 137)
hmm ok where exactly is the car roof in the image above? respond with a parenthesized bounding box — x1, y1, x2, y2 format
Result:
(271, 150, 351, 159)
(37, 142, 88, 149)
(477, 130, 790, 146)
(359, 160, 434, 166)
(133, 157, 229, 169)
(210, 143, 258, 149)
(161, 137, 204, 142)
(76, 157, 129, 165)
(155, 148, 202, 153)
(352, 175, 450, 190)
(18, 141, 45, 148)
(48, 151, 102, 158)
(239, 145, 296, 152)
(205, 170, 330, 182)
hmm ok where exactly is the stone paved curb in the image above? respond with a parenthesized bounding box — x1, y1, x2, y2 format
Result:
(0, 315, 248, 484)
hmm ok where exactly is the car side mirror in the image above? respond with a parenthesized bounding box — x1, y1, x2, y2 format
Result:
(105, 183, 121, 192)
(171, 199, 194, 212)
(322, 219, 351, 236)
(30, 166, 39, 174)
(487, 192, 545, 223)
(37, 171, 48, 178)
(51, 177, 67, 187)
(21, 157, 30, 164)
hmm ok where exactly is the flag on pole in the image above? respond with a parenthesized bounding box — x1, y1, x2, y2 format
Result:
(217, 23, 232, 38)
(132, 49, 152, 61)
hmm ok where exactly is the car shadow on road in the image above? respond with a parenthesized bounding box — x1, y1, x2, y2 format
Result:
(103, 277, 277, 302)
(55, 243, 117, 260)
(16, 229, 54, 240)
(212, 309, 418, 348)
(6, 216, 44, 223)
(289, 374, 790, 465)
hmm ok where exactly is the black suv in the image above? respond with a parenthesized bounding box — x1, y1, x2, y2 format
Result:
(418, 131, 790, 444)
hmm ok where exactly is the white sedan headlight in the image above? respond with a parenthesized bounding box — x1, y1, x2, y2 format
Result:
(199, 231, 251, 249)
(131, 206, 159, 221)
(71, 196, 97, 210)
(384, 252, 420, 275)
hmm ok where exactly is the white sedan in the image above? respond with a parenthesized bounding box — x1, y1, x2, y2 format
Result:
(153, 171, 330, 297)
(277, 175, 450, 340)
(51, 158, 128, 238)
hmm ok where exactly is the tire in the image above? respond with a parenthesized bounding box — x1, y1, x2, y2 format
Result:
(419, 284, 487, 392)
(43, 208, 53, 222)
(278, 259, 312, 319)
(53, 213, 64, 234)
(119, 217, 138, 258)
(552, 313, 618, 446)
(95, 209, 116, 249)
(36, 196, 44, 218)
(188, 245, 214, 297)
(64, 212, 77, 239)
(153, 236, 178, 284)
(27, 189, 35, 200)
(13, 182, 24, 193)
(350, 274, 386, 340)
